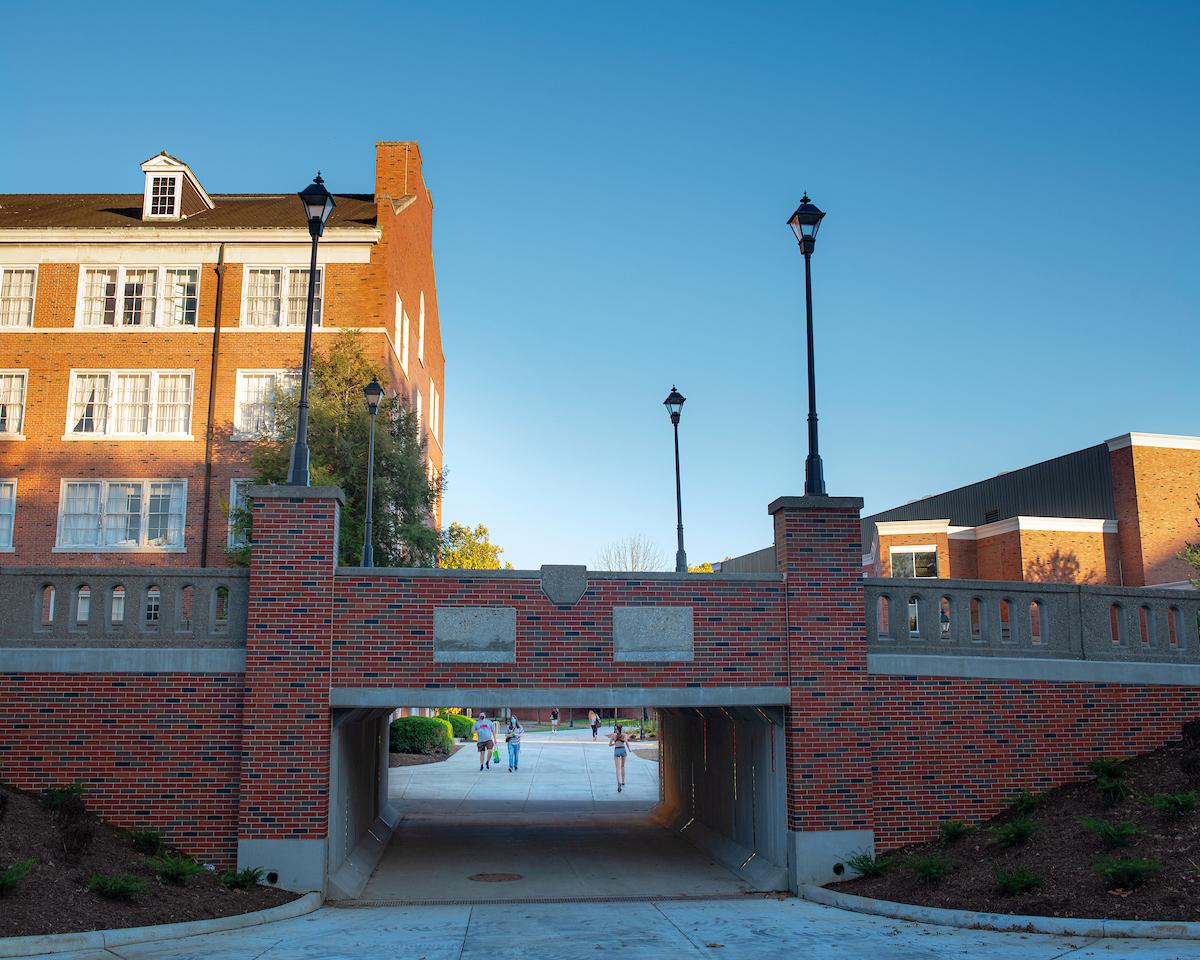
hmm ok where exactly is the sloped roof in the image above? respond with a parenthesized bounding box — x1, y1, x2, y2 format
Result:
(0, 193, 378, 230)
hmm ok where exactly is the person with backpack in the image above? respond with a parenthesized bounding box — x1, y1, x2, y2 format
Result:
(472, 712, 497, 771)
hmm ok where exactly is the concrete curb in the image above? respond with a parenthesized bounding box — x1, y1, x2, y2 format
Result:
(799, 884, 1200, 940)
(0, 891, 323, 957)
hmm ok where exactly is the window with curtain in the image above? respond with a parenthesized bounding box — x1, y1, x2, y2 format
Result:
(0, 268, 36, 327)
(0, 372, 27, 435)
(0, 480, 15, 548)
(57, 479, 186, 550)
(68, 370, 192, 437)
(243, 267, 322, 327)
(77, 266, 198, 327)
(234, 370, 297, 438)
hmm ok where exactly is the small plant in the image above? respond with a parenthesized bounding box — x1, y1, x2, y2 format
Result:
(993, 865, 1043, 896)
(1145, 791, 1197, 818)
(1087, 757, 1126, 779)
(0, 858, 34, 896)
(220, 867, 265, 890)
(1078, 817, 1138, 848)
(0, 791, 8, 822)
(129, 829, 163, 856)
(1181, 752, 1200, 784)
(1097, 774, 1131, 807)
(151, 854, 203, 885)
(845, 851, 892, 877)
(41, 781, 86, 812)
(938, 819, 974, 844)
(990, 816, 1039, 848)
(88, 873, 145, 900)
(1094, 856, 1163, 890)
(61, 818, 97, 860)
(1182, 718, 1200, 747)
(909, 853, 949, 885)
(1006, 789, 1043, 816)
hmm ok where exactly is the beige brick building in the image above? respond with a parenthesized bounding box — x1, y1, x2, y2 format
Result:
(0, 142, 444, 566)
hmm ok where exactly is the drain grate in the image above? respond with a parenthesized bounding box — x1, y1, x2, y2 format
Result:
(467, 872, 524, 883)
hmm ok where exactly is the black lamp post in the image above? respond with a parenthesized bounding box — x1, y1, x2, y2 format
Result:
(287, 173, 336, 486)
(663, 386, 688, 573)
(787, 193, 827, 496)
(361, 377, 384, 567)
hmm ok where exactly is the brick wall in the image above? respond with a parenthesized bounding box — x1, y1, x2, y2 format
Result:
(976, 529, 1022, 580)
(1123, 444, 1200, 586)
(1018, 528, 1120, 584)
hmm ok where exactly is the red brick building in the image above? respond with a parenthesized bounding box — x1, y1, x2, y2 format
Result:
(0, 142, 444, 566)
(861, 433, 1200, 587)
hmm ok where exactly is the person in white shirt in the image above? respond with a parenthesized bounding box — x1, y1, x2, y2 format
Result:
(472, 712, 496, 771)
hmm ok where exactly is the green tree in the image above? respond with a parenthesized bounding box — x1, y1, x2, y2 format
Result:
(227, 331, 442, 567)
(440, 522, 513, 570)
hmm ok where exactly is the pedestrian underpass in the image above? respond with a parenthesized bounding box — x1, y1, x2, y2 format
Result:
(324, 697, 789, 902)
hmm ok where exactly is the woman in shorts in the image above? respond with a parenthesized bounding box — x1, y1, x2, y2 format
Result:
(608, 723, 630, 792)
(472, 712, 496, 771)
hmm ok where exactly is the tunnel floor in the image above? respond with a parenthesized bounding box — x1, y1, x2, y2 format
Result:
(354, 728, 757, 903)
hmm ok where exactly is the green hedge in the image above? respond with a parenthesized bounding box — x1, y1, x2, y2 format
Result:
(437, 711, 475, 740)
(390, 716, 453, 755)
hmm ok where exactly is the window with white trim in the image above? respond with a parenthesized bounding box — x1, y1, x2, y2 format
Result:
(431, 385, 440, 441)
(233, 369, 298, 438)
(228, 478, 254, 548)
(417, 291, 425, 363)
(0, 267, 37, 328)
(397, 296, 409, 374)
(242, 266, 322, 327)
(0, 479, 15, 548)
(66, 370, 193, 438)
(0, 371, 27, 436)
(55, 479, 187, 550)
(415, 387, 423, 440)
(890, 548, 938, 578)
(149, 176, 177, 217)
(76, 266, 198, 327)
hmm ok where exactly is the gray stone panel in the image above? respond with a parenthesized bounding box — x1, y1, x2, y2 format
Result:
(613, 605, 694, 662)
(0, 647, 246, 674)
(433, 606, 516, 662)
(237, 838, 326, 893)
(540, 565, 587, 606)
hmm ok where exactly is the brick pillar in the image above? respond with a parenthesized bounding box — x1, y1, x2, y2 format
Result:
(770, 495, 873, 887)
(238, 485, 343, 892)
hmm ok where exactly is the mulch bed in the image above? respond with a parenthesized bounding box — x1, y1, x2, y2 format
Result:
(0, 782, 297, 938)
(388, 743, 462, 767)
(831, 738, 1200, 922)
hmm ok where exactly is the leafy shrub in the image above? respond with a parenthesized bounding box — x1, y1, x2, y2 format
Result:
(938, 819, 974, 844)
(1087, 757, 1126, 779)
(1094, 856, 1163, 890)
(88, 873, 145, 900)
(220, 867, 264, 890)
(989, 816, 1039, 848)
(1078, 817, 1138, 848)
(1097, 774, 1131, 807)
(53, 793, 90, 830)
(437, 711, 475, 740)
(845, 851, 892, 877)
(909, 853, 949, 885)
(61, 818, 97, 860)
(390, 716, 453, 755)
(129, 829, 163, 856)
(1181, 752, 1200, 784)
(151, 854, 203, 885)
(0, 858, 34, 896)
(1006, 789, 1043, 816)
(1146, 791, 1197, 818)
(41, 781, 86, 812)
(993, 865, 1043, 896)
(1182, 718, 1200, 747)
(0, 791, 7, 822)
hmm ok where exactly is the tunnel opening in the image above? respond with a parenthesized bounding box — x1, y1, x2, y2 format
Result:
(324, 698, 789, 903)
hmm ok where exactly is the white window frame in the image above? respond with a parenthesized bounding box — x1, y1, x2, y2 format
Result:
(54, 477, 188, 553)
(417, 291, 425, 364)
(397, 296, 409, 374)
(228, 478, 255, 549)
(0, 369, 28, 439)
(432, 385, 440, 442)
(415, 387, 423, 440)
(64, 369, 195, 440)
(143, 173, 182, 220)
(239, 265, 324, 328)
(232, 369, 299, 440)
(74, 265, 201, 328)
(0, 266, 38, 329)
(889, 545, 939, 578)
(0, 477, 16, 551)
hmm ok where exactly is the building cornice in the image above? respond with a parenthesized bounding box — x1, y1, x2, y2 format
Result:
(0, 227, 381, 245)
(1106, 432, 1200, 452)
(973, 516, 1117, 539)
(874, 519, 953, 537)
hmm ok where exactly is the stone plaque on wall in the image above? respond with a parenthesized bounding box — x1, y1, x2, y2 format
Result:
(612, 606, 694, 662)
(433, 607, 517, 662)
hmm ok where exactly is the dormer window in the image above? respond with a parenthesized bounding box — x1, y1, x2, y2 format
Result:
(149, 176, 178, 217)
(140, 151, 214, 222)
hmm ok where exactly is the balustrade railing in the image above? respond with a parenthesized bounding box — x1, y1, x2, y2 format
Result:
(865, 577, 1199, 664)
(0, 568, 248, 645)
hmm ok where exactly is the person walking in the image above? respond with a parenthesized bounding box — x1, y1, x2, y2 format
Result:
(472, 712, 497, 772)
(505, 716, 524, 771)
(589, 710, 600, 740)
(550, 707, 559, 734)
(609, 723, 630, 792)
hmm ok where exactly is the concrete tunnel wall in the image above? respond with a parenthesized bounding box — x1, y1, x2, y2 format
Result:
(658, 707, 789, 891)
(326, 708, 394, 899)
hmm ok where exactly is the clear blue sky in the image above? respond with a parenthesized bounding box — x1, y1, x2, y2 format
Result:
(3, 2, 1196, 568)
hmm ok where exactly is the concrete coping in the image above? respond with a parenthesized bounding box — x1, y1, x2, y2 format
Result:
(768, 495, 864, 515)
(245, 484, 345, 504)
(799, 884, 1200, 940)
(0, 891, 322, 958)
(335, 566, 785, 582)
(0, 566, 248, 579)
